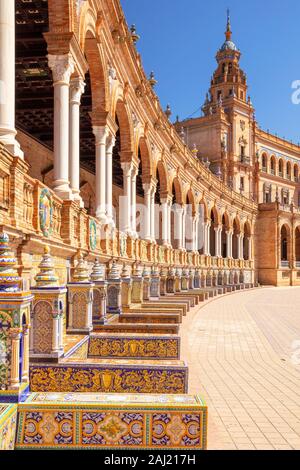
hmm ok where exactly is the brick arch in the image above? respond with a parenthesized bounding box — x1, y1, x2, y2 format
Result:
(138, 136, 153, 182)
(171, 176, 184, 205)
(233, 215, 241, 233)
(210, 206, 221, 226)
(156, 160, 169, 197)
(115, 100, 134, 157)
(221, 211, 231, 230)
(185, 188, 196, 215)
(243, 220, 252, 237)
(84, 29, 109, 115)
(199, 197, 209, 220)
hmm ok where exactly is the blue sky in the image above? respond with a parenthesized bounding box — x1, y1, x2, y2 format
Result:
(121, 0, 300, 144)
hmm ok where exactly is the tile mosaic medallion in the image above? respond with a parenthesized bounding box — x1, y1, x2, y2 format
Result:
(15, 393, 207, 450)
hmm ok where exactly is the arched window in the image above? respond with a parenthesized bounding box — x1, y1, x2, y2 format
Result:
(279, 159, 283, 177)
(294, 165, 299, 182)
(295, 227, 300, 266)
(270, 156, 276, 175)
(262, 154, 267, 171)
(280, 225, 290, 266)
(287, 162, 291, 180)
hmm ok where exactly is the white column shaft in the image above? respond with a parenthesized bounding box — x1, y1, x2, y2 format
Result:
(94, 126, 108, 222)
(0, 0, 22, 157)
(106, 136, 115, 226)
(162, 200, 168, 245)
(69, 78, 85, 205)
(143, 184, 152, 240)
(131, 168, 138, 236)
(121, 163, 132, 234)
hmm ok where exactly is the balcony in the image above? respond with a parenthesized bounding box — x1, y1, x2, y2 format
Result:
(239, 155, 251, 165)
(281, 261, 289, 268)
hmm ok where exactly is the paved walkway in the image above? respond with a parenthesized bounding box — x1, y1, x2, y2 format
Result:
(181, 287, 300, 450)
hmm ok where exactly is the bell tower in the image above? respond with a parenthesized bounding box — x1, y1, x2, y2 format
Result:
(202, 10, 248, 115)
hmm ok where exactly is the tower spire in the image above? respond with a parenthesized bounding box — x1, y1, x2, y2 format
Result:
(226, 8, 232, 41)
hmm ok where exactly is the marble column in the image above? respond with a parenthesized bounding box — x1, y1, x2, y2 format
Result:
(204, 222, 211, 255)
(93, 126, 108, 223)
(22, 325, 30, 383)
(10, 330, 21, 389)
(48, 53, 75, 200)
(239, 233, 244, 260)
(226, 230, 233, 258)
(182, 206, 187, 250)
(176, 206, 184, 250)
(106, 134, 116, 227)
(69, 77, 85, 206)
(167, 198, 173, 246)
(121, 162, 133, 234)
(150, 184, 156, 242)
(161, 199, 169, 246)
(215, 226, 222, 257)
(193, 215, 199, 252)
(143, 183, 152, 241)
(0, 0, 23, 157)
(131, 165, 138, 237)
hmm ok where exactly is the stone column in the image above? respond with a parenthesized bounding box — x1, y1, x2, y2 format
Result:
(167, 198, 172, 246)
(226, 230, 233, 258)
(10, 330, 21, 389)
(93, 126, 108, 223)
(143, 183, 152, 241)
(131, 165, 138, 237)
(205, 222, 211, 256)
(69, 77, 85, 206)
(106, 134, 116, 227)
(48, 54, 75, 200)
(121, 162, 133, 234)
(247, 236, 252, 260)
(193, 215, 199, 252)
(176, 206, 183, 250)
(215, 226, 222, 257)
(150, 184, 156, 242)
(182, 206, 187, 250)
(239, 233, 244, 260)
(22, 325, 30, 383)
(161, 199, 169, 246)
(0, 0, 23, 158)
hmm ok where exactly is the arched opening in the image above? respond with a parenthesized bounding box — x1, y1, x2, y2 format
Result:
(243, 222, 251, 261)
(232, 218, 240, 259)
(287, 161, 291, 180)
(185, 191, 195, 251)
(209, 209, 217, 257)
(294, 165, 299, 183)
(221, 213, 229, 258)
(262, 153, 267, 172)
(281, 225, 290, 265)
(279, 159, 284, 177)
(270, 156, 276, 175)
(295, 227, 300, 266)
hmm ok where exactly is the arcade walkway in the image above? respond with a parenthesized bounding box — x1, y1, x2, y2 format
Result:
(181, 287, 300, 450)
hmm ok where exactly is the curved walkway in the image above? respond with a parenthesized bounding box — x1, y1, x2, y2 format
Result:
(181, 287, 300, 450)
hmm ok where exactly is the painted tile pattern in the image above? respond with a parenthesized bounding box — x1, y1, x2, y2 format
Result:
(88, 335, 180, 359)
(29, 362, 188, 394)
(16, 393, 207, 449)
(0, 404, 18, 450)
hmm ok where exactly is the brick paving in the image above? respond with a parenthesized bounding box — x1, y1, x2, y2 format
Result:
(181, 287, 300, 450)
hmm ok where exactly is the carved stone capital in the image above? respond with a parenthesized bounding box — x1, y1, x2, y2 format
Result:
(70, 77, 86, 105)
(48, 53, 75, 85)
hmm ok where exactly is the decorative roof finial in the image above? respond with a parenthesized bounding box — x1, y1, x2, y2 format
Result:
(73, 253, 89, 283)
(226, 8, 232, 41)
(35, 245, 59, 287)
(0, 233, 21, 292)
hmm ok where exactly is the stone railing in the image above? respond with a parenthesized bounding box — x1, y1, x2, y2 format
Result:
(0, 147, 254, 273)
